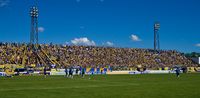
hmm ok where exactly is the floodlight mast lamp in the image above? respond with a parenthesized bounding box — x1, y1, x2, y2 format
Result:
(30, 6, 39, 46)
(154, 22, 160, 52)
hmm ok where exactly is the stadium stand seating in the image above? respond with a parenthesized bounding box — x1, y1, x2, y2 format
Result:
(0, 43, 198, 70)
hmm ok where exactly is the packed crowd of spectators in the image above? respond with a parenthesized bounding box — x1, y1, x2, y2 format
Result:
(0, 43, 198, 70)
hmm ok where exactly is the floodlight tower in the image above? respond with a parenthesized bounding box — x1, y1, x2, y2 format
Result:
(30, 6, 39, 47)
(154, 22, 160, 51)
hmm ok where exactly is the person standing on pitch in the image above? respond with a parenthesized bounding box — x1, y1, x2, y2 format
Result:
(76, 68, 79, 75)
(81, 67, 85, 78)
(44, 66, 47, 78)
(175, 67, 180, 77)
(69, 67, 73, 78)
(65, 66, 68, 77)
(67, 67, 70, 77)
(79, 66, 82, 76)
(89, 67, 95, 79)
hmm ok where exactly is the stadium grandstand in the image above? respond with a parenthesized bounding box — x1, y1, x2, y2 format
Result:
(0, 42, 198, 71)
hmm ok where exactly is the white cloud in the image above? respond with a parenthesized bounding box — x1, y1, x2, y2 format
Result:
(38, 27, 45, 33)
(103, 41, 114, 46)
(131, 34, 141, 41)
(195, 44, 200, 47)
(65, 41, 70, 45)
(71, 37, 96, 46)
(0, 0, 9, 7)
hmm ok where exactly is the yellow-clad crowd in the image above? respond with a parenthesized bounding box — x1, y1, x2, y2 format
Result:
(0, 43, 198, 70)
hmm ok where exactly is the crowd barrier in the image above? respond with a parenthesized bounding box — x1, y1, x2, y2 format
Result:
(48, 69, 183, 75)
(1, 67, 197, 76)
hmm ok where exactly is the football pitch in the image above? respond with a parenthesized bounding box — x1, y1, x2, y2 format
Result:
(0, 74, 200, 98)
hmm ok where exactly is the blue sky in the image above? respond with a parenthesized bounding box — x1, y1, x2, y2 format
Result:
(0, 0, 200, 53)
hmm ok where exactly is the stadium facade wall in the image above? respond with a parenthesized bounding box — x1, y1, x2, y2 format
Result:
(191, 57, 200, 64)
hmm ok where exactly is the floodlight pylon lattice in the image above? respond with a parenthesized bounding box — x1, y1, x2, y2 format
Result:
(30, 6, 39, 47)
(154, 22, 160, 51)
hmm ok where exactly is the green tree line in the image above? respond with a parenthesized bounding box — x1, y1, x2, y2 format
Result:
(185, 52, 200, 58)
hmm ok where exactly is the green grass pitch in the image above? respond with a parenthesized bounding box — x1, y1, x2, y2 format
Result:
(0, 74, 200, 98)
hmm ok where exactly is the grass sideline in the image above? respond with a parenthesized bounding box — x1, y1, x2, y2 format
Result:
(0, 74, 200, 98)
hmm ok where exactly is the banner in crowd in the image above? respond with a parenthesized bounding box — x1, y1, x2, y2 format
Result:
(0, 64, 24, 69)
(50, 69, 65, 75)
(0, 72, 6, 76)
(0, 65, 4, 69)
(187, 67, 195, 72)
(129, 70, 183, 74)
